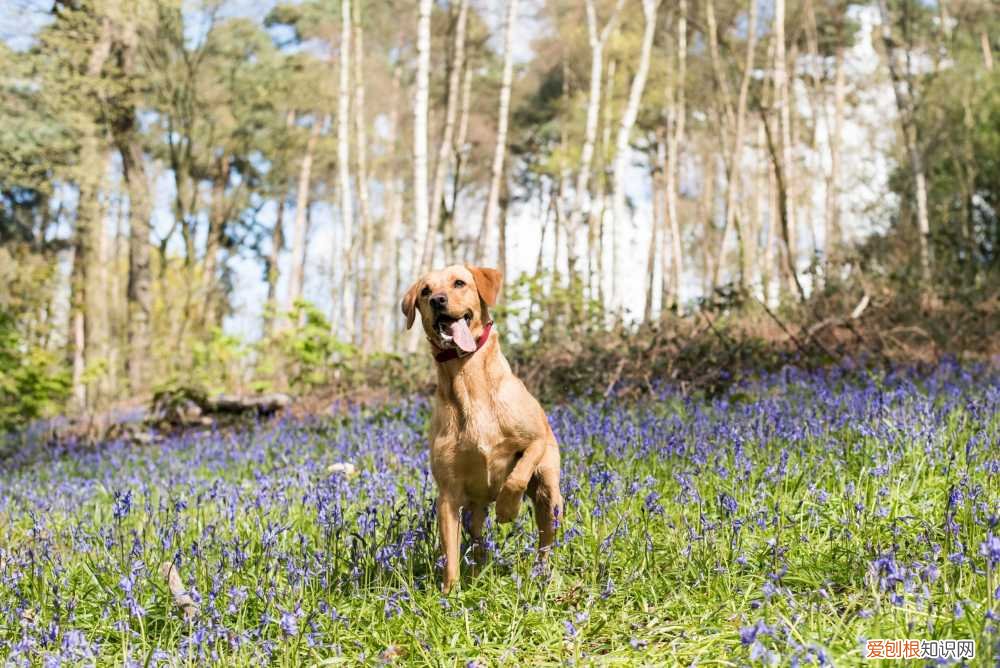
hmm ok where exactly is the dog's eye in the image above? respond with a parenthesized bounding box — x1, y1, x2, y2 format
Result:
(420, 286, 431, 297)
(454, 280, 465, 288)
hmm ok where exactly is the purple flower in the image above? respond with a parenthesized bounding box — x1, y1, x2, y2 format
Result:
(740, 619, 772, 645)
(279, 609, 300, 636)
(112, 489, 133, 521)
(980, 534, 1000, 567)
(718, 493, 738, 517)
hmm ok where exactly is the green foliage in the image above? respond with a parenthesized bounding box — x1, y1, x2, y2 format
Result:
(0, 310, 69, 432)
(493, 271, 606, 346)
(263, 300, 357, 392)
(881, 3, 1000, 297)
(187, 328, 252, 395)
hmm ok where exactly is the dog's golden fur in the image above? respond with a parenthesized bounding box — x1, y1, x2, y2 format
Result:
(401, 264, 562, 592)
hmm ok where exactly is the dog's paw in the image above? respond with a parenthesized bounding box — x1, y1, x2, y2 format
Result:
(495, 485, 524, 523)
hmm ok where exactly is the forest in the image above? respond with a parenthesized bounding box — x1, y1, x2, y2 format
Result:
(2, 2, 1000, 665)
(1, 0, 996, 426)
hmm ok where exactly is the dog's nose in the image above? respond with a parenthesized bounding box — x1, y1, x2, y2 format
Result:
(430, 293, 448, 310)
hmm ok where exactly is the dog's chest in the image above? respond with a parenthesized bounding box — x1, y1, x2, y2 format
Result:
(434, 406, 515, 501)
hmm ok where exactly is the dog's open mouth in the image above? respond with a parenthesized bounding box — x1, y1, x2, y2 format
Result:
(435, 311, 476, 352)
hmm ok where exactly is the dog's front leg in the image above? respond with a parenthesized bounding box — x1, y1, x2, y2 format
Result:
(438, 493, 461, 593)
(495, 439, 546, 523)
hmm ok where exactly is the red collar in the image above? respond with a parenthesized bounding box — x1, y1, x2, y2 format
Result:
(433, 321, 493, 363)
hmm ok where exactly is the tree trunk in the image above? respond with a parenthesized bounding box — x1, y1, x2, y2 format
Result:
(774, 0, 800, 298)
(285, 117, 323, 316)
(825, 45, 845, 258)
(266, 188, 285, 330)
(877, 0, 932, 291)
(760, 108, 807, 301)
(568, 0, 625, 312)
(657, 127, 672, 311)
(426, 0, 469, 268)
(610, 0, 658, 313)
(477, 0, 520, 266)
(111, 15, 153, 395)
(713, 0, 758, 292)
(446, 61, 473, 261)
(528, 191, 553, 324)
(203, 153, 230, 330)
(379, 60, 405, 350)
(352, 3, 376, 353)
(119, 135, 152, 395)
(664, 0, 686, 313)
(700, 151, 717, 299)
(413, 0, 432, 271)
(764, 145, 777, 305)
(554, 175, 567, 297)
(266, 110, 296, 335)
(336, 0, 355, 339)
(590, 58, 615, 304)
(644, 129, 666, 323)
(982, 31, 994, 71)
(748, 122, 766, 297)
(72, 14, 114, 409)
(498, 174, 509, 280)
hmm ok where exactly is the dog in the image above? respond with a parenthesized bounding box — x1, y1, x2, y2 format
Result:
(401, 264, 562, 593)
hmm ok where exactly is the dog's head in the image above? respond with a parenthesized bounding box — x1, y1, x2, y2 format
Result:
(401, 264, 502, 354)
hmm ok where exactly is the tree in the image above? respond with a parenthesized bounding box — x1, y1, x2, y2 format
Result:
(422, 0, 469, 270)
(610, 0, 658, 312)
(877, 0, 932, 293)
(663, 0, 686, 313)
(285, 117, 324, 316)
(773, 0, 803, 300)
(414, 0, 432, 271)
(564, 0, 625, 311)
(109, 7, 154, 394)
(336, 0, 355, 338)
(477, 0, 520, 266)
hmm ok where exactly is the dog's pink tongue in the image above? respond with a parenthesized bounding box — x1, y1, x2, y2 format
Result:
(449, 319, 478, 353)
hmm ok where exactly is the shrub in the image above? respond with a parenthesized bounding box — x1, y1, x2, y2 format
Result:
(0, 309, 69, 432)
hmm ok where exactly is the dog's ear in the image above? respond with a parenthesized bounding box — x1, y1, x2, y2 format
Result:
(400, 280, 420, 329)
(466, 265, 502, 306)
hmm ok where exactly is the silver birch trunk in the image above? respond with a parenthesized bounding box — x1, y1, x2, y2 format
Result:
(379, 62, 405, 351)
(645, 130, 666, 322)
(285, 118, 323, 316)
(353, 4, 375, 352)
(590, 58, 615, 302)
(750, 122, 766, 298)
(610, 0, 658, 313)
(336, 0, 355, 339)
(428, 0, 469, 267)
(715, 0, 758, 291)
(825, 45, 845, 256)
(445, 61, 474, 261)
(775, 0, 800, 297)
(664, 0, 686, 312)
(877, 0, 932, 290)
(413, 0, 432, 270)
(764, 149, 777, 305)
(266, 110, 295, 335)
(477, 0, 520, 265)
(569, 0, 625, 304)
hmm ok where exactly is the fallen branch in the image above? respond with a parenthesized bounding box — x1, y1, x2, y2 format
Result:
(806, 293, 870, 338)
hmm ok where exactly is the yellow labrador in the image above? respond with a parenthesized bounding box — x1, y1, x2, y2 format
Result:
(401, 264, 562, 593)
